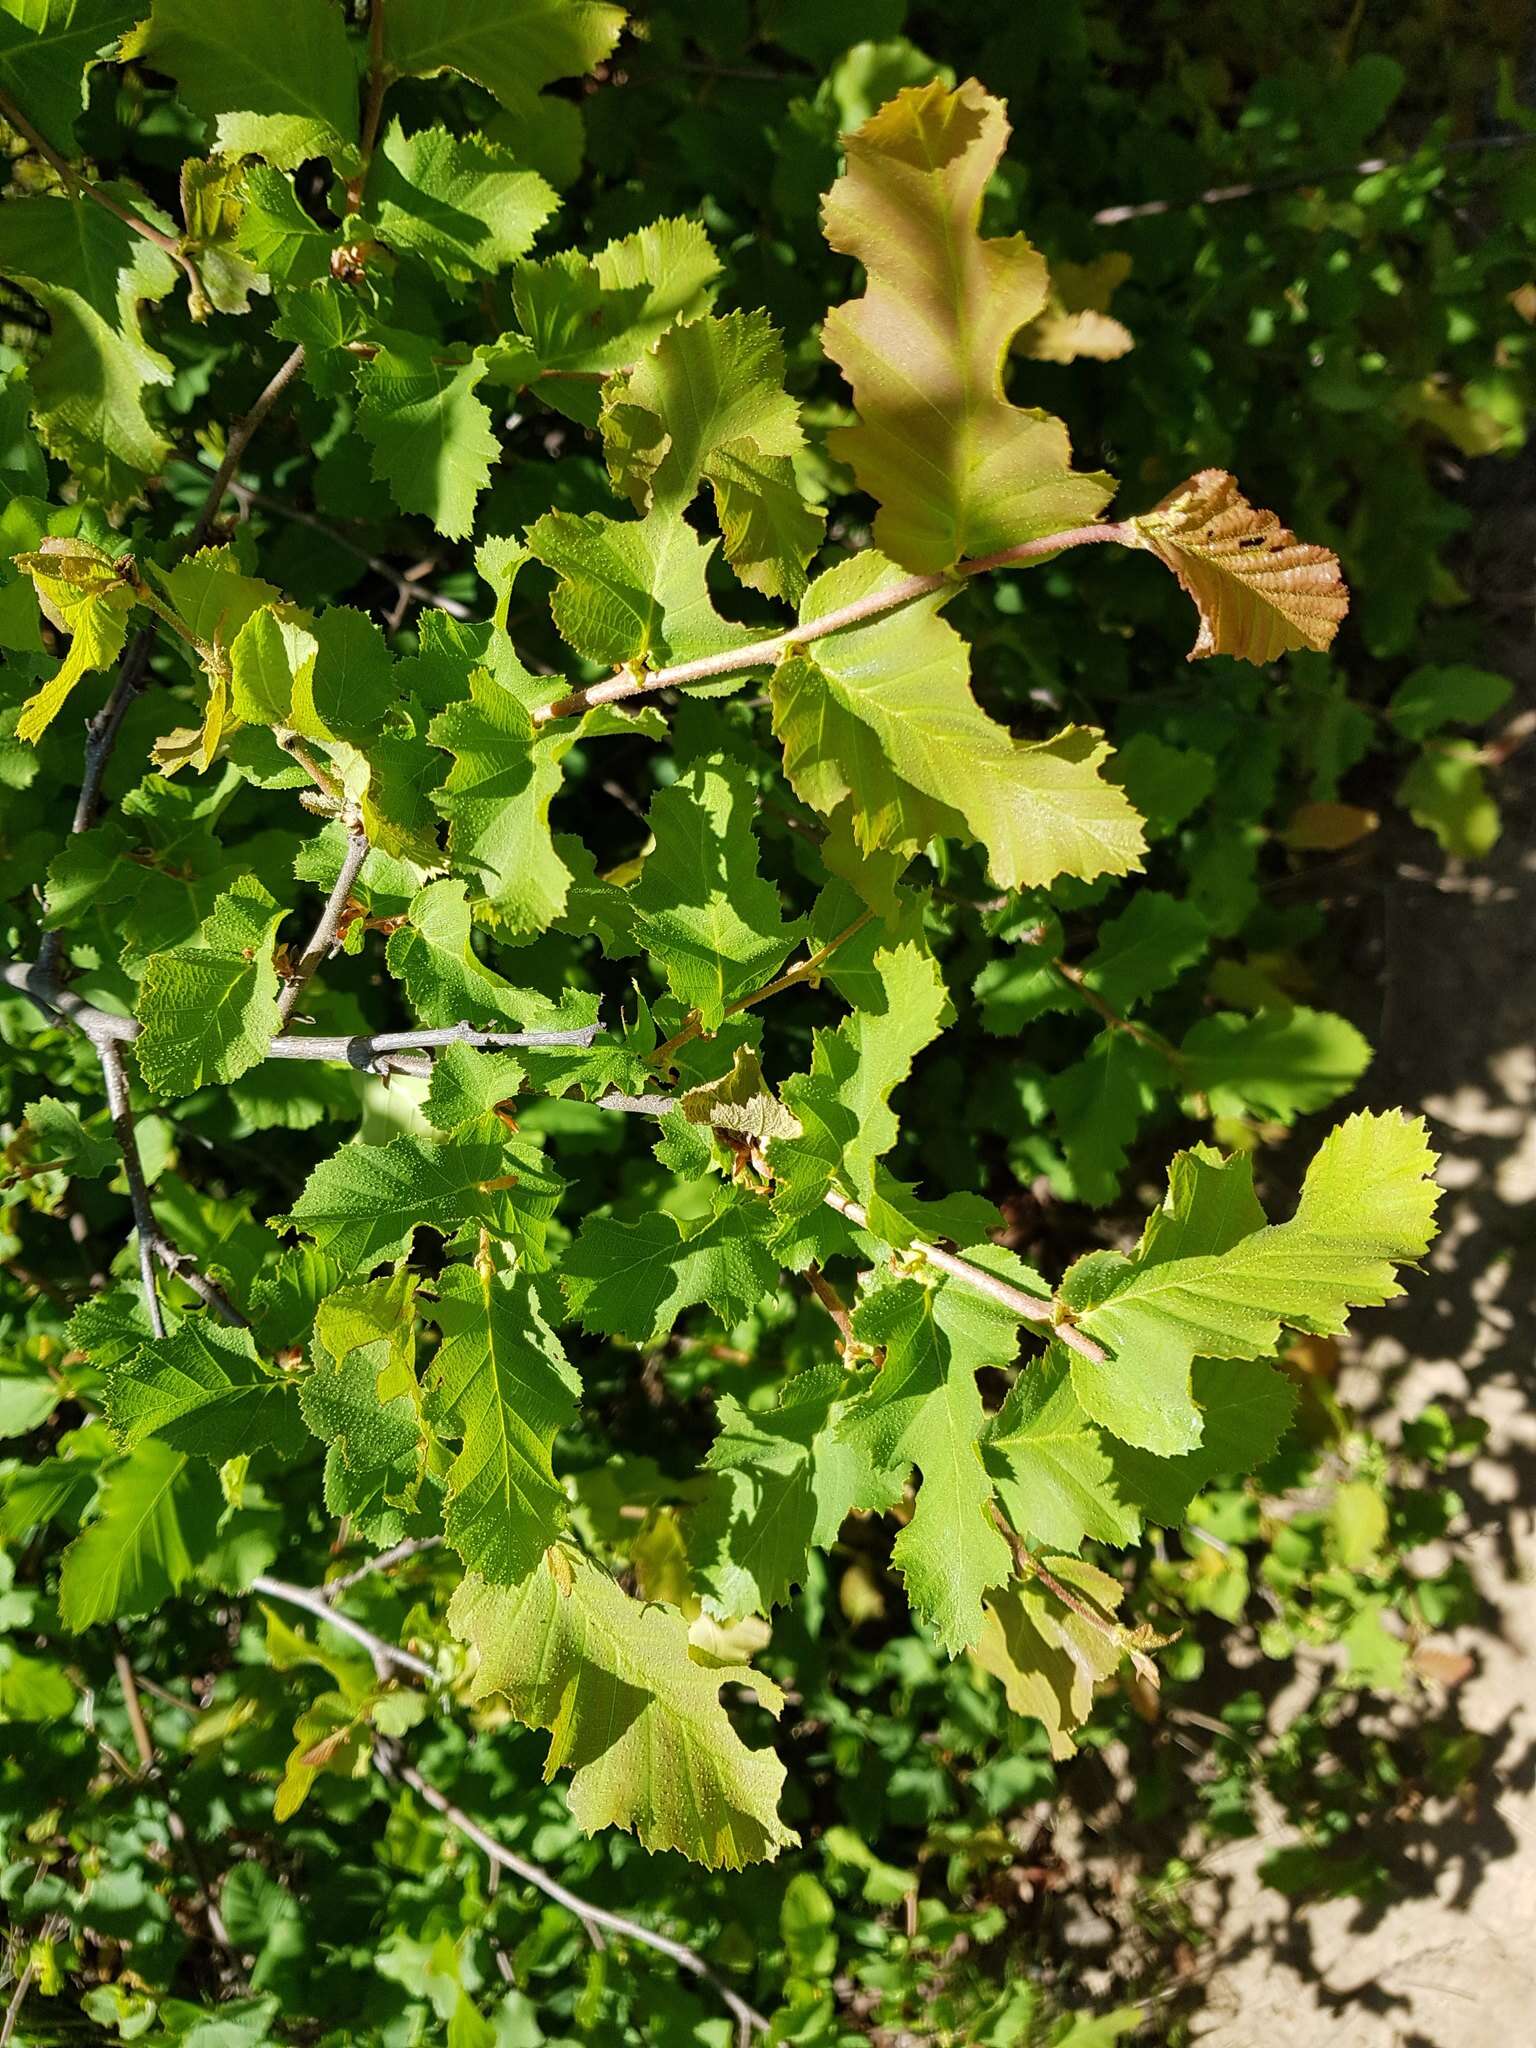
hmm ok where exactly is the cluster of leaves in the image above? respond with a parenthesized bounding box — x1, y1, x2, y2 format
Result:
(0, 1, 1520, 2041)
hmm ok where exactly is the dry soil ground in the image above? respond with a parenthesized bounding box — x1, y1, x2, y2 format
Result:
(1190, 454, 1536, 2046)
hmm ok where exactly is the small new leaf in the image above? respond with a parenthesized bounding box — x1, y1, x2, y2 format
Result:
(14, 537, 136, 742)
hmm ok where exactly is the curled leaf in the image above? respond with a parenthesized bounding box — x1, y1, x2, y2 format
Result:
(1129, 469, 1349, 663)
(681, 1045, 803, 1142)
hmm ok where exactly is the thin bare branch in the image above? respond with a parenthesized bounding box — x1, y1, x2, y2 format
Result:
(820, 1186, 1108, 1364)
(347, 0, 391, 211)
(322, 1534, 445, 1601)
(805, 1263, 853, 1341)
(3, 962, 601, 1069)
(275, 820, 370, 1027)
(149, 1236, 249, 1328)
(1091, 128, 1536, 227)
(2, 960, 138, 1041)
(228, 481, 474, 618)
(112, 1637, 236, 1951)
(249, 1573, 440, 1683)
(0, 84, 204, 305)
(376, 1744, 769, 2038)
(531, 523, 1133, 726)
(98, 1040, 165, 1340)
(0, 1956, 36, 2048)
(190, 346, 308, 548)
(1052, 956, 1185, 1066)
(112, 1641, 156, 1773)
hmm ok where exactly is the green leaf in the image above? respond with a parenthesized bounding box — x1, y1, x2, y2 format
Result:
(1045, 1031, 1169, 1204)
(134, 876, 285, 1097)
(1108, 1358, 1297, 1528)
(770, 941, 949, 1257)
(1127, 469, 1349, 663)
(106, 1317, 306, 1460)
(560, 1191, 778, 1345)
(1396, 740, 1502, 858)
(1068, 1337, 1204, 1460)
(1179, 1005, 1371, 1121)
(233, 163, 339, 285)
(428, 671, 657, 936)
(527, 507, 757, 669)
(156, 545, 282, 654)
(300, 1276, 425, 1535)
(385, 877, 601, 1037)
(771, 552, 1145, 889)
(425, 1263, 579, 1584)
(58, 1439, 221, 1630)
(360, 123, 557, 285)
(972, 910, 1077, 1035)
(282, 1114, 566, 1277)
(381, 0, 624, 104)
(0, 0, 136, 153)
(1385, 664, 1512, 742)
(423, 1044, 524, 1132)
(125, 0, 360, 171)
(820, 79, 1112, 573)
(450, 1544, 796, 1868)
(491, 216, 720, 412)
(629, 754, 804, 1030)
(0, 193, 176, 505)
(1064, 1117, 1439, 1450)
(15, 1093, 116, 1180)
(840, 1278, 1017, 1653)
(1076, 892, 1209, 1013)
(601, 309, 824, 600)
(986, 1347, 1140, 1553)
(688, 1366, 904, 1618)
(356, 343, 499, 541)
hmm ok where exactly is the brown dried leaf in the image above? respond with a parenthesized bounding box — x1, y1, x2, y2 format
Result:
(1130, 469, 1349, 663)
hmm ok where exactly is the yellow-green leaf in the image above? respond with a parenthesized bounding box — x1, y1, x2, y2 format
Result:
(820, 78, 1113, 573)
(450, 1545, 797, 1868)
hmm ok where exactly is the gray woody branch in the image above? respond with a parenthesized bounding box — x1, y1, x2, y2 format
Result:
(249, 1571, 768, 2041)
(2, 958, 1106, 1363)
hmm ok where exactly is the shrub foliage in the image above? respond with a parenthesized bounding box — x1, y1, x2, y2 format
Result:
(1, 2, 1520, 2041)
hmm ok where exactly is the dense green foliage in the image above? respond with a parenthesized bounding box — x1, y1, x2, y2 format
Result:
(0, 2, 1524, 2042)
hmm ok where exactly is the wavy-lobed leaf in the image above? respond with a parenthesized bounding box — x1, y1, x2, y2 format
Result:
(820, 78, 1113, 573)
(451, 1545, 797, 1868)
